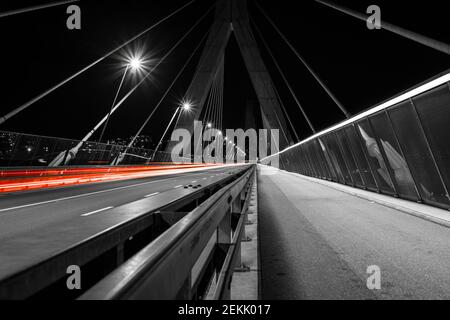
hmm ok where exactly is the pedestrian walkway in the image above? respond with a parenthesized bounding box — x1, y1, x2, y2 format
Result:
(257, 165, 450, 300)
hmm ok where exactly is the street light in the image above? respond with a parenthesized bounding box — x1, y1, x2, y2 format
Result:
(151, 100, 192, 161)
(50, 54, 148, 166)
(98, 56, 144, 143)
(182, 101, 192, 111)
(129, 57, 143, 72)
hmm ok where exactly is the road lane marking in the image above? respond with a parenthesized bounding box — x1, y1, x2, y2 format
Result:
(0, 167, 237, 214)
(0, 177, 174, 213)
(81, 206, 114, 217)
(145, 192, 160, 198)
(174, 185, 183, 189)
(191, 181, 197, 183)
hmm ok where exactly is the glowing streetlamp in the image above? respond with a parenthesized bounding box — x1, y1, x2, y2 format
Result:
(98, 56, 144, 143)
(182, 101, 192, 111)
(151, 100, 193, 161)
(129, 57, 143, 72)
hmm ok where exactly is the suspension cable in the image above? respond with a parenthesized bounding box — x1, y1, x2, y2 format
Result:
(251, 17, 315, 135)
(126, 16, 212, 149)
(255, 0, 350, 118)
(80, 5, 214, 146)
(0, 0, 198, 125)
(315, 0, 450, 56)
(0, 0, 79, 18)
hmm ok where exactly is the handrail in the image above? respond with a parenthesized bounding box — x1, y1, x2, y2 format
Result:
(80, 165, 255, 300)
(261, 69, 450, 161)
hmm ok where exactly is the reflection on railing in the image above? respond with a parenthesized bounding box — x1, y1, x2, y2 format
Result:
(358, 126, 393, 189)
(0, 131, 190, 168)
(262, 73, 450, 210)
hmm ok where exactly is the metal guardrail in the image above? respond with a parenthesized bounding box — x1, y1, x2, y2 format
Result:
(0, 165, 254, 300)
(80, 165, 255, 300)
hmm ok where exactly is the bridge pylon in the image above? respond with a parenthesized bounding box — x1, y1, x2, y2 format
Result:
(167, 0, 294, 158)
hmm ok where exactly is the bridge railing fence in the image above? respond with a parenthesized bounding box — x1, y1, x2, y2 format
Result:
(262, 79, 450, 211)
(0, 131, 191, 169)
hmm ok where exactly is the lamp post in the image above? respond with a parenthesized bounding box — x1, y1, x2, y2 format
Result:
(49, 56, 145, 167)
(98, 57, 143, 143)
(150, 102, 192, 162)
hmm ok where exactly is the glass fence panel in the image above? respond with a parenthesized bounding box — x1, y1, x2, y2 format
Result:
(307, 142, 324, 178)
(369, 112, 418, 200)
(306, 142, 319, 177)
(287, 149, 299, 173)
(0, 131, 184, 168)
(323, 134, 351, 184)
(301, 145, 313, 176)
(413, 84, 450, 198)
(388, 101, 450, 206)
(336, 129, 363, 186)
(312, 140, 331, 180)
(0, 132, 19, 167)
(344, 125, 377, 190)
(10, 134, 41, 166)
(356, 119, 395, 194)
(318, 138, 338, 181)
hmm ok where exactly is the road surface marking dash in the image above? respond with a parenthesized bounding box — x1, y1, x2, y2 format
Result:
(0, 177, 173, 214)
(145, 192, 160, 198)
(174, 185, 183, 189)
(81, 206, 114, 217)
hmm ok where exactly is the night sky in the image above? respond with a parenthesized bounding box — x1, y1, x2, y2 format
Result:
(0, 0, 449, 144)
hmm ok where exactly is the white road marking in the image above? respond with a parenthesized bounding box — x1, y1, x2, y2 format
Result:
(191, 181, 197, 183)
(81, 206, 114, 217)
(0, 167, 238, 214)
(145, 192, 160, 198)
(174, 185, 183, 189)
(0, 177, 174, 213)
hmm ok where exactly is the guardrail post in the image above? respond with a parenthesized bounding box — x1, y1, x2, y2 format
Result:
(217, 208, 232, 300)
(218, 208, 232, 245)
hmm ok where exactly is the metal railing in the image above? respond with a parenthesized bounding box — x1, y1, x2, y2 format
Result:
(0, 164, 255, 300)
(0, 131, 189, 169)
(262, 70, 450, 210)
(80, 165, 255, 300)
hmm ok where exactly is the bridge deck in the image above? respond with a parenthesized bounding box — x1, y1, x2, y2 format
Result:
(257, 165, 450, 299)
(0, 166, 244, 281)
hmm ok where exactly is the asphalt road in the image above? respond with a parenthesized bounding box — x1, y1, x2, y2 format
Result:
(0, 165, 245, 240)
(258, 166, 450, 300)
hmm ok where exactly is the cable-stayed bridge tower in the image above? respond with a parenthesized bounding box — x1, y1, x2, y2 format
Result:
(169, 0, 294, 154)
